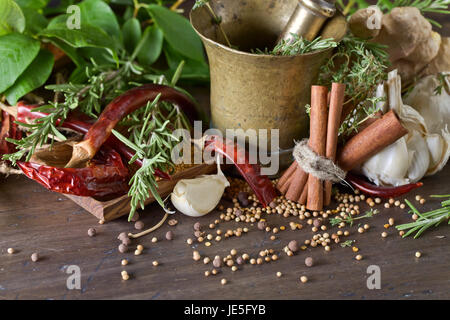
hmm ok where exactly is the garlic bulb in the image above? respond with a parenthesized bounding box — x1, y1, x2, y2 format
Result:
(171, 161, 230, 217)
(361, 70, 449, 186)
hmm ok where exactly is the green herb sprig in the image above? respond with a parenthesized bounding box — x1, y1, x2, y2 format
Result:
(318, 36, 389, 138)
(254, 35, 337, 56)
(330, 209, 380, 227)
(396, 196, 450, 238)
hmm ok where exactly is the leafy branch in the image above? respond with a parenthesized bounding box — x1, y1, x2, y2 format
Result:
(396, 196, 450, 238)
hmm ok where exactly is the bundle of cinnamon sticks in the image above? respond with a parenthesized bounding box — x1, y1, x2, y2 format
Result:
(277, 84, 408, 211)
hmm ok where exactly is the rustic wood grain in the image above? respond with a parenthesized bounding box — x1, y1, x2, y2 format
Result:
(0, 165, 449, 300)
(0, 0, 449, 301)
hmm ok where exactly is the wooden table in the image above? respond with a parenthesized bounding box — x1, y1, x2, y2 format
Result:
(1, 0, 449, 301)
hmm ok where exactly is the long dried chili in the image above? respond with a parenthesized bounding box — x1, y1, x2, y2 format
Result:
(1, 110, 22, 156)
(18, 146, 129, 197)
(205, 135, 278, 207)
(67, 84, 197, 167)
(346, 173, 423, 198)
(15, 102, 170, 180)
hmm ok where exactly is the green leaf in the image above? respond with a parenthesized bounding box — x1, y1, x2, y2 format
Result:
(122, 18, 141, 55)
(0, 0, 26, 36)
(40, 24, 117, 51)
(5, 49, 54, 105)
(22, 8, 48, 35)
(137, 26, 163, 66)
(0, 33, 40, 93)
(48, 38, 85, 67)
(15, 0, 49, 9)
(164, 42, 209, 81)
(147, 4, 205, 62)
(79, 0, 121, 41)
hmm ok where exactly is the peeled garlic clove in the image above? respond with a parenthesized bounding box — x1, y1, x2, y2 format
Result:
(405, 131, 430, 182)
(171, 162, 229, 217)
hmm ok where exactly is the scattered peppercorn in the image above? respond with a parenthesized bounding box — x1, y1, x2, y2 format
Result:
(288, 240, 299, 253)
(305, 257, 314, 267)
(87, 228, 96, 237)
(166, 231, 174, 241)
(134, 221, 144, 230)
(121, 259, 128, 266)
(7, 248, 15, 254)
(300, 276, 308, 283)
(31, 252, 39, 262)
(118, 244, 128, 253)
(415, 251, 422, 258)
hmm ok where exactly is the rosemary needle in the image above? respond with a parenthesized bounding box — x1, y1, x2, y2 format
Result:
(396, 196, 450, 238)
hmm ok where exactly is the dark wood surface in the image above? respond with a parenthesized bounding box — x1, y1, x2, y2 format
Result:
(1, 166, 449, 300)
(0, 0, 449, 301)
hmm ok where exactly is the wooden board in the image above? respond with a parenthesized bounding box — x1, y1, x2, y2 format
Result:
(64, 163, 216, 221)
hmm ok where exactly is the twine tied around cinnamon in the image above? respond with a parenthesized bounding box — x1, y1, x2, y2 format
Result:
(293, 139, 346, 183)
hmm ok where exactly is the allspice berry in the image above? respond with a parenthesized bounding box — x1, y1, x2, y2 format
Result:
(193, 222, 201, 231)
(31, 252, 39, 262)
(166, 231, 174, 241)
(257, 220, 267, 230)
(213, 257, 222, 268)
(121, 237, 131, 246)
(117, 232, 128, 241)
(288, 240, 299, 253)
(134, 220, 144, 230)
(313, 219, 322, 228)
(87, 228, 96, 237)
(305, 257, 314, 267)
(118, 243, 128, 253)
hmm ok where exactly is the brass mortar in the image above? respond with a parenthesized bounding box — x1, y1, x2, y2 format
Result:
(190, 0, 346, 164)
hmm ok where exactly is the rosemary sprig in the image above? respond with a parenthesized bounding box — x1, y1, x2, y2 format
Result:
(330, 209, 380, 227)
(396, 196, 450, 238)
(340, 239, 355, 247)
(3, 102, 71, 164)
(112, 85, 190, 221)
(254, 35, 337, 55)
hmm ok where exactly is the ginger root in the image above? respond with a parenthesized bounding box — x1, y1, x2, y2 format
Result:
(349, 7, 445, 85)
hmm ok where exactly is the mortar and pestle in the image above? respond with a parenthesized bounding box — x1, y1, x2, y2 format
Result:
(190, 0, 347, 172)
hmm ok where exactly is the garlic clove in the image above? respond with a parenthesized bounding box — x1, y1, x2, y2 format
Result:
(171, 162, 229, 217)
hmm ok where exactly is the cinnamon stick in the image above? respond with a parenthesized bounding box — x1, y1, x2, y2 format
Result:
(337, 110, 408, 172)
(277, 161, 297, 190)
(285, 167, 308, 201)
(299, 180, 308, 205)
(306, 86, 328, 211)
(324, 83, 346, 206)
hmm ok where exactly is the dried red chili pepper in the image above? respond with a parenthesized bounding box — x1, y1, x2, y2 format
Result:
(346, 173, 423, 198)
(17, 146, 129, 197)
(67, 84, 197, 167)
(15, 102, 171, 180)
(0, 110, 22, 156)
(204, 135, 278, 207)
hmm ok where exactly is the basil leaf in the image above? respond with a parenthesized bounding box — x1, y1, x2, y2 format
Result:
(147, 4, 205, 62)
(47, 38, 85, 67)
(22, 8, 48, 35)
(15, 0, 49, 10)
(122, 18, 141, 55)
(0, 33, 40, 93)
(137, 26, 163, 66)
(40, 24, 117, 51)
(164, 42, 209, 82)
(5, 49, 54, 105)
(0, 0, 25, 36)
(79, 0, 121, 42)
